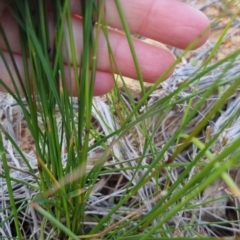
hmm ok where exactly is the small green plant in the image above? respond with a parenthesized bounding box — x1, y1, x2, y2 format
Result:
(0, 0, 103, 238)
(0, 1, 240, 239)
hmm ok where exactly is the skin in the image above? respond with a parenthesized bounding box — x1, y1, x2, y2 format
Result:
(0, 0, 210, 96)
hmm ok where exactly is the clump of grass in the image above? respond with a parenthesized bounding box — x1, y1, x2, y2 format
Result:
(0, 0, 240, 239)
(0, 0, 103, 239)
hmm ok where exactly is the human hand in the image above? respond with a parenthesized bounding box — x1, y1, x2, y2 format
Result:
(0, 0, 210, 96)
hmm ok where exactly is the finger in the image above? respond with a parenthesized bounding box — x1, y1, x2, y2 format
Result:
(69, 0, 210, 49)
(66, 15, 175, 83)
(0, 10, 175, 83)
(0, 51, 114, 96)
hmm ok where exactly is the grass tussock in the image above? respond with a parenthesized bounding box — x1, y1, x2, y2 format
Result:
(0, 0, 240, 239)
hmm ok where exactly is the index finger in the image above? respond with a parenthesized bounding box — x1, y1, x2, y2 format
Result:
(69, 0, 210, 49)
